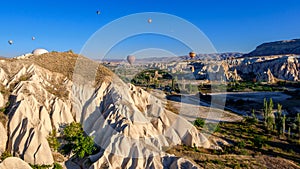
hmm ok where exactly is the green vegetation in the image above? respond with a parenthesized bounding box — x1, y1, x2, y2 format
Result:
(29, 164, 52, 169)
(263, 98, 275, 131)
(193, 118, 205, 128)
(52, 163, 63, 169)
(253, 135, 266, 148)
(130, 69, 176, 91)
(199, 81, 287, 94)
(297, 113, 300, 143)
(0, 151, 12, 161)
(167, 119, 300, 168)
(275, 104, 285, 136)
(62, 122, 96, 158)
(47, 129, 60, 152)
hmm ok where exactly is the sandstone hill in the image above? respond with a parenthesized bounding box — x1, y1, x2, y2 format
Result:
(0, 52, 223, 168)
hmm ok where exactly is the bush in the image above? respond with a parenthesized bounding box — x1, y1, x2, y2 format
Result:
(245, 116, 257, 125)
(29, 164, 52, 169)
(63, 122, 96, 158)
(237, 140, 246, 149)
(253, 135, 266, 148)
(193, 118, 205, 128)
(53, 162, 63, 169)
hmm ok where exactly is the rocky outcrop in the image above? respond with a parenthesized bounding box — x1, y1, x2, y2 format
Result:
(244, 39, 300, 57)
(0, 157, 32, 169)
(256, 68, 276, 83)
(235, 56, 300, 82)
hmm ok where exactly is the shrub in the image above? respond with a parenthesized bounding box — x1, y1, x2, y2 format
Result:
(62, 122, 96, 158)
(237, 140, 246, 149)
(245, 116, 257, 125)
(193, 118, 205, 128)
(29, 164, 52, 169)
(53, 162, 63, 169)
(253, 135, 266, 148)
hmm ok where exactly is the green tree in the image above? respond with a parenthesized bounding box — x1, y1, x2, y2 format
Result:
(282, 115, 286, 136)
(63, 122, 96, 158)
(263, 98, 275, 131)
(275, 104, 283, 135)
(263, 98, 268, 125)
(288, 127, 291, 139)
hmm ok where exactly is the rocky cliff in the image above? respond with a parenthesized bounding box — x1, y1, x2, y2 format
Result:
(0, 52, 220, 168)
(244, 39, 300, 57)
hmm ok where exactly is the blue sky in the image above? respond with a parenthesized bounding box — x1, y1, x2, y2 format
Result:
(1, 0, 300, 58)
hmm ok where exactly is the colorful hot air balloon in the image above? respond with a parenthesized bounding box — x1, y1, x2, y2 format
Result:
(148, 18, 152, 23)
(8, 40, 13, 45)
(127, 55, 136, 65)
(189, 52, 196, 59)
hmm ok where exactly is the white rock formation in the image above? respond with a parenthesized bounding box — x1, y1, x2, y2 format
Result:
(0, 123, 7, 154)
(0, 157, 32, 169)
(235, 56, 300, 82)
(0, 93, 4, 108)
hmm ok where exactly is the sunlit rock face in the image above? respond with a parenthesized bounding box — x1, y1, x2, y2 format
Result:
(233, 56, 300, 82)
(0, 157, 32, 169)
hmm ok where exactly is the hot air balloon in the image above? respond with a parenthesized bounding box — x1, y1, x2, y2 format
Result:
(96, 10, 101, 15)
(32, 36, 35, 40)
(148, 18, 152, 23)
(189, 52, 196, 59)
(127, 55, 135, 65)
(8, 40, 13, 45)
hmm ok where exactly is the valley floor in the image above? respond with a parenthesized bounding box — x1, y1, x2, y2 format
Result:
(167, 120, 300, 169)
